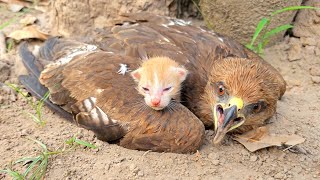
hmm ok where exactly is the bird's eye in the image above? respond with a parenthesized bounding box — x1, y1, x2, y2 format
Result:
(217, 85, 225, 96)
(253, 103, 262, 113)
(163, 87, 172, 91)
(142, 87, 149, 91)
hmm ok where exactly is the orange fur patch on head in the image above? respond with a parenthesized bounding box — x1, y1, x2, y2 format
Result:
(131, 56, 188, 110)
(136, 57, 188, 94)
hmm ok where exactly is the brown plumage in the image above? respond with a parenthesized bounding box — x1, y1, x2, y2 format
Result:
(19, 13, 286, 153)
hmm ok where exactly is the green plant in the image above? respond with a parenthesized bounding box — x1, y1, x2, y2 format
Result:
(5, 83, 50, 126)
(0, 136, 97, 180)
(0, 8, 30, 30)
(0, 8, 30, 52)
(65, 134, 98, 149)
(246, 6, 320, 55)
(6, 38, 15, 52)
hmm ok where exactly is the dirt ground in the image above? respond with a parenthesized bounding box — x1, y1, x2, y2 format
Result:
(1, 2, 320, 180)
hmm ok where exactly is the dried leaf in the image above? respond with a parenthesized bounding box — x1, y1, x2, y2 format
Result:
(8, 3, 24, 12)
(19, 15, 37, 25)
(8, 25, 49, 41)
(234, 127, 305, 152)
(0, 0, 30, 7)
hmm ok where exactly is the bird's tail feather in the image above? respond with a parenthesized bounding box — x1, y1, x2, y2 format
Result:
(18, 42, 73, 122)
(19, 42, 41, 78)
(38, 37, 60, 61)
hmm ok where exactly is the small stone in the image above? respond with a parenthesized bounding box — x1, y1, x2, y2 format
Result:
(287, 44, 303, 61)
(250, 155, 258, 162)
(105, 163, 111, 170)
(286, 79, 301, 87)
(20, 129, 31, 136)
(137, 171, 144, 177)
(212, 160, 219, 165)
(8, 4, 24, 12)
(301, 37, 317, 46)
(133, 168, 140, 174)
(310, 66, 320, 76)
(9, 93, 17, 102)
(129, 164, 136, 171)
(208, 153, 219, 160)
(240, 149, 250, 156)
(311, 76, 320, 84)
(314, 175, 318, 178)
(304, 46, 315, 55)
(274, 172, 285, 179)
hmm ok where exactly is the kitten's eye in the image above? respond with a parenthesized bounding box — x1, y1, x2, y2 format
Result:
(163, 87, 172, 91)
(142, 87, 149, 91)
(217, 85, 225, 96)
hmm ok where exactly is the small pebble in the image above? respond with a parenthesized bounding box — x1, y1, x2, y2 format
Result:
(274, 172, 285, 179)
(137, 171, 144, 177)
(250, 155, 258, 162)
(212, 160, 219, 166)
(129, 164, 136, 171)
(208, 153, 219, 160)
(311, 76, 320, 84)
(133, 168, 140, 174)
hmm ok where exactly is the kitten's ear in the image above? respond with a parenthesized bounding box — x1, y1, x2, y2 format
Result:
(131, 68, 142, 81)
(176, 67, 188, 82)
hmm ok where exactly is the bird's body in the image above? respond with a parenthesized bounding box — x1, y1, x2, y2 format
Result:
(19, 13, 286, 153)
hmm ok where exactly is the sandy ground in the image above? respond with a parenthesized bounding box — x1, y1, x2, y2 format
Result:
(1, 3, 320, 180)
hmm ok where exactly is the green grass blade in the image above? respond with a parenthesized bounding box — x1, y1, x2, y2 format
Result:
(263, 24, 293, 40)
(14, 157, 37, 165)
(29, 138, 48, 151)
(39, 91, 50, 103)
(28, 113, 41, 124)
(0, 8, 30, 30)
(249, 17, 269, 46)
(5, 83, 35, 107)
(0, 169, 24, 180)
(74, 139, 97, 149)
(272, 6, 320, 16)
(6, 39, 15, 52)
(22, 156, 42, 177)
(30, 154, 48, 180)
(0, 17, 17, 30)
(5, 83, 29, 98)
(257, 43, 264, 55)
(65, 136, 76, 145)
(245, 44, 254, 50)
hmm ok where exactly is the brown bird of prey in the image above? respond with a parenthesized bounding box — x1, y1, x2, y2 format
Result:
(19, 13, 286, 153)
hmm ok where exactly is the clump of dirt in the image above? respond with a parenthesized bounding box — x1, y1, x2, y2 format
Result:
(49, 0, 175, 37)
(1, 1, 320, 179)
(200, 0, 303, 45)
(49, 0, 203, 38)
(293, 0, 320, 38)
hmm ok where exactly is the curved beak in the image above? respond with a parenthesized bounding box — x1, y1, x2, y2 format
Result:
(213, 97, 245, 144)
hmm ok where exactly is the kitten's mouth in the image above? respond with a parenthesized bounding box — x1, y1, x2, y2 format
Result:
(151, 106, 164, 110)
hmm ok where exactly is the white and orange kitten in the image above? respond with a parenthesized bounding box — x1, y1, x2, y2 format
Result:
(131, 57, 188, 110)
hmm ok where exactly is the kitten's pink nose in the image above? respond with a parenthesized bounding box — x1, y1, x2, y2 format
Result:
(151, 98, 161, 106)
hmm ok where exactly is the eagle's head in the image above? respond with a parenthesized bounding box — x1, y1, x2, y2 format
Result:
(202, 58, 284, 144)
